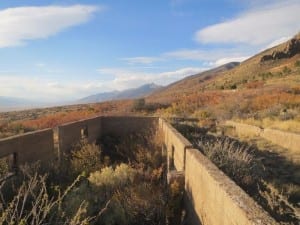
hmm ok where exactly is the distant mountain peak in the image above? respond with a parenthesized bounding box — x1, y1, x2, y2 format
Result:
(78, 83, 163, 104)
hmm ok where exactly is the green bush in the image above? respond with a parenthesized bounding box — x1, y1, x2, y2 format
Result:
(88, 164, 136, 188)
(70, 141, 102, 175)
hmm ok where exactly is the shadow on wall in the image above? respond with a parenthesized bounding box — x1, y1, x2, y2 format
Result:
(183, 188, 202, 225)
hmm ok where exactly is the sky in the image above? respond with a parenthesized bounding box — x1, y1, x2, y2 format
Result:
(0, 0, 299, 102)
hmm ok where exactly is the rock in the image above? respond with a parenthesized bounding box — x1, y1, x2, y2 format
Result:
(261, 55, 273, 62)
(260, 34, 300, 62)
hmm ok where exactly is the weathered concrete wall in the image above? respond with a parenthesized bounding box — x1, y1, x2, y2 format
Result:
(226, 121, 300, 153)
(225, 121, 262, 137)
(185, 148, 276, 225)
(160, 119, 277, 225)
(58, 116, 102, 154)
(58, 116, 158, 154)
(101, 116, 158, 137)
(159, 118, 192, 171)
(0, 129, 54, 165)
(262, 128, 300, 153)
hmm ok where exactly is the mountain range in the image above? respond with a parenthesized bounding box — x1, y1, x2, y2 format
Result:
(78, 83, 163, 104)
(148, 33, 300, 103)
(1, 33, 299, 114)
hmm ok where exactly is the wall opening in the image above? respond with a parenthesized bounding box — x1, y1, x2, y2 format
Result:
(81, 126, 88, 139)
(169, 145, 175, 170)
(12, 152, 18, 173)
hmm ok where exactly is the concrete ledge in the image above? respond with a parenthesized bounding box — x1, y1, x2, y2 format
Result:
(185, 148, 277, 225)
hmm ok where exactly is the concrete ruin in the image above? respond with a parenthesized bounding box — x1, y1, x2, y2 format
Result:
(0, 116, 277, 225)
(226, 120, 300, 154)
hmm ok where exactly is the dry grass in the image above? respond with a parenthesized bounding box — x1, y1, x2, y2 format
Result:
(0, 168, 103, 225)
(196, 137, 262, 191)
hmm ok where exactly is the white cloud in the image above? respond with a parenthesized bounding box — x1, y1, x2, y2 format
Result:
(0, 5, 100, 47)
(0, 67, 206, 101)
(195, 0, 300, 46)
(159, 67, 207, 80)
(122, 47, 251, 68)
(265, 36, 291, 49)
(164, 49, 207, 61)
(0, 75, 108, 101)
(214, 56, 250, 66)
(98, 67, 206, 90)
(163, 48, 251, 65)
(121, 57, 163, 65)
(35, 63, 46, 68)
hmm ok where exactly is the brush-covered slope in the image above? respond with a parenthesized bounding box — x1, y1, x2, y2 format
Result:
(202, 33, 300, 91)
(148, 33, 300, 129)
(149, 33, 300, 104)
(149, 62, 240, 103)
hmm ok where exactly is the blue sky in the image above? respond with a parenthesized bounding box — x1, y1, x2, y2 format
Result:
(0, 0, 299, 101)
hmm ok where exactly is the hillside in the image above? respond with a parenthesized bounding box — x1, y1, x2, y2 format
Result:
(149, 62, 240, 103)
(78, 83, 162, 104)
(1, 34, 300, 136)
(150, 34, 300, 102)
(148, 33, 300, 131)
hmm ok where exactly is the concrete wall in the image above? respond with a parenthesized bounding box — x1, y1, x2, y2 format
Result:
(225, 121, 300, 153)
(159, 118, 192, 171)
(1, 116, 157, 168)
(101, 116, 158, 137)
(0, 129, 54, 165)
(185, 148, 276, 225)
(225, 121, 262, 137)
(160, 119, 277, 225)
(58, 116, 102, 154)
(58, 116, 158, 155)
(262, 128, 300, 154)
